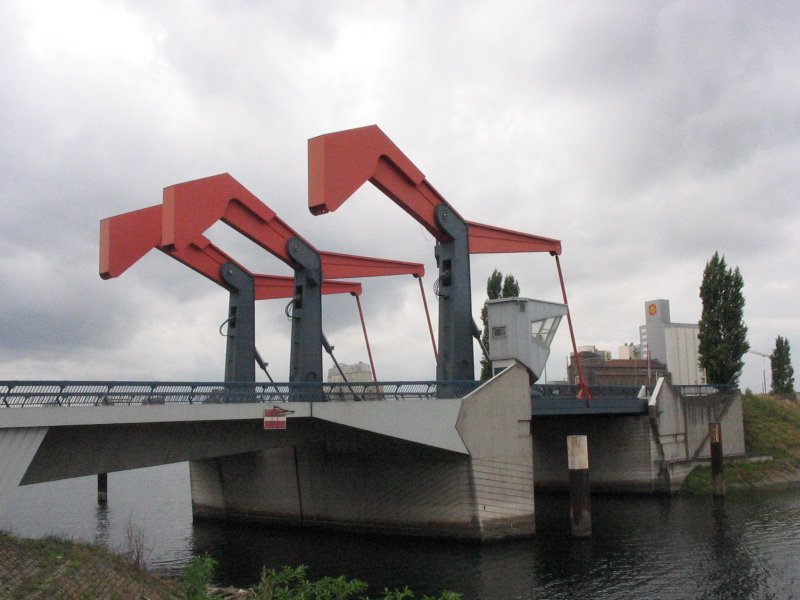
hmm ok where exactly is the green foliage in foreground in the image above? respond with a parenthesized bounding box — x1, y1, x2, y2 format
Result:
(179, 553, 222, 599)
(178, 558, 461, 600)
(681, 392, 800, 495)
(253, 565, 461, 600)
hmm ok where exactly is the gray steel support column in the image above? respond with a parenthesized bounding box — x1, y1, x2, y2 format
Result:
(286, 237, 324, 385)
(221, 262, 256, 385)
(434, 204, 474, 390)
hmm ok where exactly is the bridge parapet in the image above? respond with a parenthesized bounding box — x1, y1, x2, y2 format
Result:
(0, 380, 483, 408)
(1, 381, 662, 408)
(672, 384, 738, 397)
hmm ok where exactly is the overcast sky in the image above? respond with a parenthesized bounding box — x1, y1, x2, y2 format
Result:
(1, 0, 797, 392)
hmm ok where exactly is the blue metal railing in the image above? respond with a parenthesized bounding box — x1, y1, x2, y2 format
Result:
(0, 380, 483, 408)
(533, 383, 737, 399)
(673, 384, 738, 397)
(0, 380, 737, 408)
(532, 383, 644, 399)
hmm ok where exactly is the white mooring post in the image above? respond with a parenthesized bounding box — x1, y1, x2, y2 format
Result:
(567, 435, 591, 537)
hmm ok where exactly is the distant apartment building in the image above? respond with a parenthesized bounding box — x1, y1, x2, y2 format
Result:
(639, 299, 706, 386)
(568, 345, 667, 387)
(327, 361, 373, 383)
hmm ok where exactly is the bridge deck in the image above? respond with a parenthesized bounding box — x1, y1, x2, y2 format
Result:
(532, 396, 648, 416)
(1, 380, 727, 417)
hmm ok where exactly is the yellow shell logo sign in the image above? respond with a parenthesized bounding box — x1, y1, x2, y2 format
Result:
(648, 303, 658, 316)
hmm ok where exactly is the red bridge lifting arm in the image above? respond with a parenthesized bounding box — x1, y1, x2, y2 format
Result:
(309, 125, 589, 399)
(100, 173, 428, 384)
(101, 173, 424, 284)
(309, 125, 561, 255)
(100, 203, 362, 299)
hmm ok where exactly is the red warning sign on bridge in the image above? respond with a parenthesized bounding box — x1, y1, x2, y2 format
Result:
(264, 406, 292, 430)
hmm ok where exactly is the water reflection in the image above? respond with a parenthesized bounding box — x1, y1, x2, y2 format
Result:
(4, 465, 800, 600)
(94, 502, 111, 548)
(694, 498, 771, 600)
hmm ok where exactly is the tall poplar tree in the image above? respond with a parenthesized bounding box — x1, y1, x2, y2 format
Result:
(698, 252, 749, 385)
(770, 335, 794, 394)
(480, 270, 520, 380)
(501, 274, 520, 299)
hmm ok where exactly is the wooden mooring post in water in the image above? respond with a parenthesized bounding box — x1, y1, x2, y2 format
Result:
(567, 435, 591, 537)
(710, 422, 725, 497)
(97, 473, 108, 504)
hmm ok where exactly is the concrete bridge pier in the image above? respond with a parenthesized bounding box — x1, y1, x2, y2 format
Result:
(190, 363, 536, 540)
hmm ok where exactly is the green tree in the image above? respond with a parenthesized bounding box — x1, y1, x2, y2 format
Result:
(698, 251, 749, 385)
(770, 336, 794, 394)
(501, 274, 520, 298)
(480, 270, 520, 380)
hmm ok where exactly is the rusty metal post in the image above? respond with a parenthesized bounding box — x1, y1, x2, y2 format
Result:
(97, 473, 108, 504)
(567, 435, 591, 537)
(710, 422, 725, 497)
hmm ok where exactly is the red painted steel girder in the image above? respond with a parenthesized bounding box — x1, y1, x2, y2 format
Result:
(308, 125, 562, 255)
(100, 174, 427, 297)
(159, 173, 424, 278)
(100, 203, 362, 299)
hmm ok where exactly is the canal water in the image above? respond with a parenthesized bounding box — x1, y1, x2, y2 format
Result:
(3, 462, 800, 599)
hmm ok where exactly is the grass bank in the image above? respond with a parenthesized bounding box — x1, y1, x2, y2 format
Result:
(0, 531, 178, 599)
(681, 392, 800, 495)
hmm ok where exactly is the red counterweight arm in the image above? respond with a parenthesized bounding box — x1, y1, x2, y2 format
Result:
(99, 202, 363, 299)
(308, 125, 562, 255)
(162, 172, 426, 280)
(162, 173, 297, 262)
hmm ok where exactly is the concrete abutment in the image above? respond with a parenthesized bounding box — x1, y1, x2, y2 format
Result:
(190, 363, 536, 540)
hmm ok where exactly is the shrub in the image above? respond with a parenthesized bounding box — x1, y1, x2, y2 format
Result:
(179, 553, 222, 600)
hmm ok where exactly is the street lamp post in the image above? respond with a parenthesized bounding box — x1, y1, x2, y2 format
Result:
(748, 350, 770, 394)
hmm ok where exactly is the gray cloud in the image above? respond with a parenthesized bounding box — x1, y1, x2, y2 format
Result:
(0, 0, 797, 391)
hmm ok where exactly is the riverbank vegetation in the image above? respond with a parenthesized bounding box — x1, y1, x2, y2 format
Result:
(0, 530, 176, 599)
(681, 392, 800, 495)
(0, 531, 461, 599)
(200, 560, 461, 599)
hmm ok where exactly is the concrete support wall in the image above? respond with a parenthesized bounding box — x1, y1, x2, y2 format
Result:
(0, 427, 47, 515)
(532, 416, 658, 493)
(191, 426, 476, 537)
(532, 379, 745, 494)
(456, 364, 535, 537)
(192, 363, 535, 539)
(681, 392, 745, 459)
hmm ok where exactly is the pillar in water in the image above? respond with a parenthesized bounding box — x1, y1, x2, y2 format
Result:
(567, 435, 591, 538)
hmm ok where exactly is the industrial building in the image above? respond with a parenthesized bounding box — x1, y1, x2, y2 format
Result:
(639, 299, 706, 386)
(567, 299, 705, 387)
